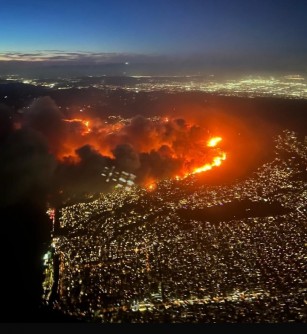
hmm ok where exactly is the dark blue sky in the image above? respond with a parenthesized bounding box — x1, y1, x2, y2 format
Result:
(1, 0, 307, 70)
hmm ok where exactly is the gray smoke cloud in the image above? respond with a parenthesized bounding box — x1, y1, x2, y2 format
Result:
(0, 127, 56, 207)
(23, 96, 66, 155)
(112, 143, 141, 172)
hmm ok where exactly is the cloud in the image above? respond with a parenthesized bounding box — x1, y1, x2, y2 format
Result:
(0, 50, 167, 64)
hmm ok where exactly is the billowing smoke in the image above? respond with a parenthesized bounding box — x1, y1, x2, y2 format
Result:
(23, 96, 66, 156)
(1, 96, 231, 205)
(0, 102, 56, 208)
(52, 145, 113, 203)
(112, 144, 141, 172)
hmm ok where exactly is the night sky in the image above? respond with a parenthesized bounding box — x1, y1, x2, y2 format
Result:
(1, 0, 307, 70)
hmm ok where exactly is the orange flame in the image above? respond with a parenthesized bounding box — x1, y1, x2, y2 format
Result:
(207, 136, 222, 147)
(191, 152, 226, 175)
(183, 137, 226, 178)
(147, 182, 157, 191)
(63, 118, 91, 135)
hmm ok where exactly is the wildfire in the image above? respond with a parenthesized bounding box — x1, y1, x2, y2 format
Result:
(190, 152, 226, 175)
(147, 182, 157, 191)
(183, 137, 226, 178)
(55, 114, 227, 188)
(63, 118, 91, 135)
(207, 136, 222, 147)
(145, 136, 227, 189)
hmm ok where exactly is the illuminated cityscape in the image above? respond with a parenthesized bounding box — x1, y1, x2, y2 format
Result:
(42, 129, 307, 322)
(2, 74, 307, 99)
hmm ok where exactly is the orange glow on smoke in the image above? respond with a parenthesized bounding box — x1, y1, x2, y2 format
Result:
(55, 116, 227, 183)
(63, 118, 91, 136)
(57, 118, 115, 162)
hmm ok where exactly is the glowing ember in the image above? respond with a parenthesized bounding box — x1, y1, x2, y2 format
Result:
(207, 136, 222, 147)
(147, 182, 157, 191)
